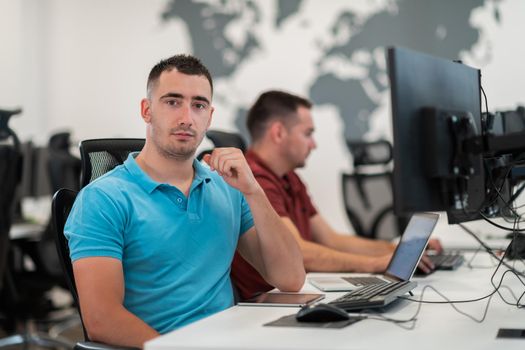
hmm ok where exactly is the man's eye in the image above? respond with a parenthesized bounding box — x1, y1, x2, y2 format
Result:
(166, 100, 178, 106)
(194, 103, 207, 110)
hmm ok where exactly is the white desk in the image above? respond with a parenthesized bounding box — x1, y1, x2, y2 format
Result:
(145, 253, 524, 350)
(9, 197, 51, 240)
(9, 222, 45, 240)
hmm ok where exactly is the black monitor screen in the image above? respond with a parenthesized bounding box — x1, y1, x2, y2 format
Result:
(387, 47, 484, 223)
(502, 106, 525, 134)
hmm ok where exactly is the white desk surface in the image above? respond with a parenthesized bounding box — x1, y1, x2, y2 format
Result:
(9, 222, 45, 240)
(146, 251, 525, 350)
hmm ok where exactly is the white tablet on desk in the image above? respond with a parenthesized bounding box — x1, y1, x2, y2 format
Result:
(237, 292, 325, 307)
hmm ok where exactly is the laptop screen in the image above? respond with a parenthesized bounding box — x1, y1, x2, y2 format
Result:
(385, 213, 439, 281)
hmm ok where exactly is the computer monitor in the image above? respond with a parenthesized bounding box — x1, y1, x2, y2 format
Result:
(12, 142, 53, 222)
(387, 47, 485, 223)
(501, 106, 525, 134)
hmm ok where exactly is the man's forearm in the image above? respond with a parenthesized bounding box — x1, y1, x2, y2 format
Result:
(244, 188, 305, 291)
(299, 239, 386, 273)
(325, 234, 395, 256)
(85, 305, 159, 349)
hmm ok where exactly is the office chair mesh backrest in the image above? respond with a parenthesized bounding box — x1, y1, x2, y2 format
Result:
(342, 172, 399, 239)
(341, 140, 407, 240)
(79, 138, 145, 188)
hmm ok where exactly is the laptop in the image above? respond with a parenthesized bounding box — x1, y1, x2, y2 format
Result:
(309, 212, 440, 292)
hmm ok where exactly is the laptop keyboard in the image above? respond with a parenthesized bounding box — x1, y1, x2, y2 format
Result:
(342, 276, 388, 286)
(428, 254, 464, 270)
(328, 281, 416, 311)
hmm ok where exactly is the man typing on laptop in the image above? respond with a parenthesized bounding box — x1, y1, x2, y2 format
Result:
(231, 90, 442, 300)
(310, 212, 439, 292)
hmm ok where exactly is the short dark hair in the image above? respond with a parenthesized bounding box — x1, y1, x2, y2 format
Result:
(147, 54, 213, 98)
(246, 90, 312, 142)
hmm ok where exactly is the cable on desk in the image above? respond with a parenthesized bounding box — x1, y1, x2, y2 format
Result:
(361, 280, 496, 331)
(459, 223, 525, 278)
(459, 214, 525, 306)
(353, 307, 420, 331)
(363, 254, 524, 329)
(465, 244, 499, 269)
(400, 267, 524, 321)
(488, 244, 525, 308)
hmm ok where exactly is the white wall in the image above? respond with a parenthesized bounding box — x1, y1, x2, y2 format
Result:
(466, 0, 525, 110)
(2, 0, 193, 143)
(2, 0, 524, 231)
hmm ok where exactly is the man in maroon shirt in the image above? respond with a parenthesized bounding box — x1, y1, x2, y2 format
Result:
(231, 90, 440, 300)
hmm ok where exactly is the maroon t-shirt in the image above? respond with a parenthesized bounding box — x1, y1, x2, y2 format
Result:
(230, 150, 317, 299)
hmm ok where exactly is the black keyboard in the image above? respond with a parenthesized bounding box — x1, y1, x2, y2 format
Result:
(341, 276, 388, 287)
(328, 281, 416, 311)
(428, 253, 464, 270)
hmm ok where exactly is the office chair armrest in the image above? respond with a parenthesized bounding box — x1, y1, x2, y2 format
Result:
(74, 341, 140, 350)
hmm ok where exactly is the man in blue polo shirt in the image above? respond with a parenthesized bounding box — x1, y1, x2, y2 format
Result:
(64, 55, 305, 348)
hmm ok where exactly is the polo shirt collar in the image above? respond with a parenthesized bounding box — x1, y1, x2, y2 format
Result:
(124, 152, 212, 194)
(192, 158, 212, 185)
(246, 149, 299, 194)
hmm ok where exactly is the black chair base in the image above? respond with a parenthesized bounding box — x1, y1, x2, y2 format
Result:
(75, 341, 140, 350)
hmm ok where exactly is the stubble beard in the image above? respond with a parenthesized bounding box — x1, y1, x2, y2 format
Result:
(152, 128, 204, 162)
(157, 141, 196, 161)
(288, 150, 309, 170)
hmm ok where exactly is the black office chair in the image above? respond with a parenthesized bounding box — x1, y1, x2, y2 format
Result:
(48, 132, 82, 193)
(0, 109, 74, 349)
(197, 130, 247, 160)
(32, 132, 82, 281)
(7, 132, 80, 313)
(0, 110, 22, 283)
(0, 109, 23, 342)
(79, 138, 145, 188)
(206, 130, 247, 150)
(64, 138, 145, 348)
(341, 140, 408, 240)
(52, 188, 139, 350)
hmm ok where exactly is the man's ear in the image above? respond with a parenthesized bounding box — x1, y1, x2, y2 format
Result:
(269, 121, 287, 144)
(140, 98, 152, 123)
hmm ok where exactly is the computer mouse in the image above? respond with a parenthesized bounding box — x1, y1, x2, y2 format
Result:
(295, 303, 350, 323)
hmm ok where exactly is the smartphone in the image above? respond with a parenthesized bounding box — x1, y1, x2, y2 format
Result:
(496, 328, 525, 339)
(237, 292, 325, 307)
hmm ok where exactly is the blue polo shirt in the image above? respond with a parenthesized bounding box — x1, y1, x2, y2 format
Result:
(64, 153, 254, 333)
